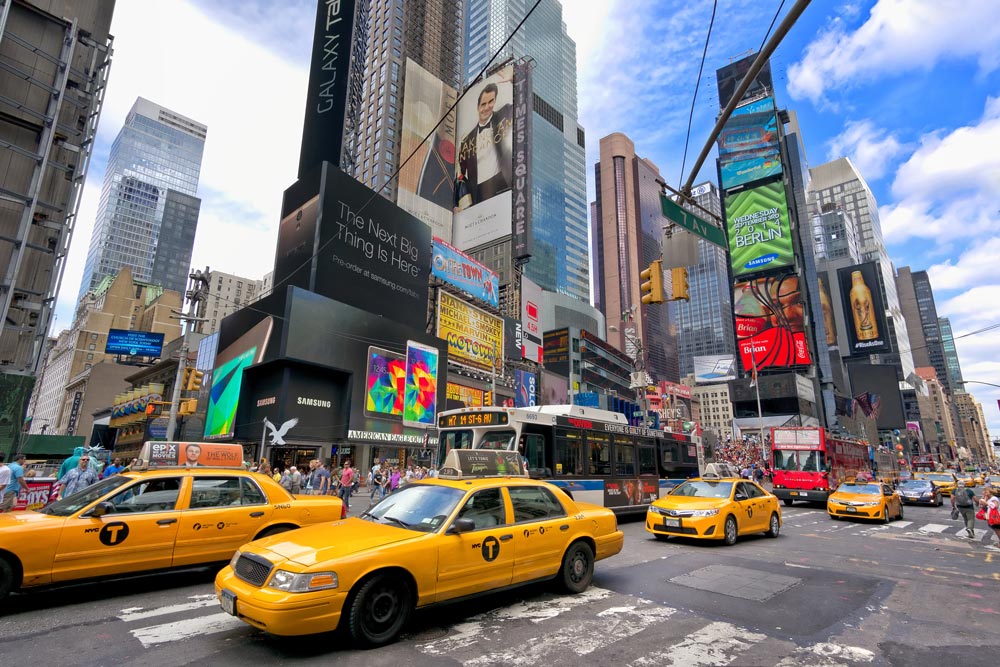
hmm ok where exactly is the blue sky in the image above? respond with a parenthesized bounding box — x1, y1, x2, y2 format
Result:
(58, 0, 1000, 437)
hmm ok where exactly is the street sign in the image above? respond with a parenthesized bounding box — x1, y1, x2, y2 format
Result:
(660, 194, 726, 248)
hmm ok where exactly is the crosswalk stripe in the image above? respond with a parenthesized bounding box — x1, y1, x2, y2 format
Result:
(888, 521, 913, 529)
(627, 621, 766, 667)
(130, 612, 244, 648)
(774, 642, 875, 666)
(118, 595, 218, 622)
(919, 523, 950, 533)
(954, 527, 987, 539)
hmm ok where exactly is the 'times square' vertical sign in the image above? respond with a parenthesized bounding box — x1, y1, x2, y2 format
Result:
(299, 0, 363, 178)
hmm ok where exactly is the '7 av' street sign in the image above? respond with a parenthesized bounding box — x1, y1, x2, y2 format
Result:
(660, 194, 726, 248)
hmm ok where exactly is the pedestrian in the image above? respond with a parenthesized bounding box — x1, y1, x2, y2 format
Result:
(980, 487, 1000, 545)
(389, 465, 401, 492)
(951, 481, 977, 538)
(101, 458, 123, 479)
(288, 466, 303, 494)
(338, 460, 355, 511)
(312, 462, 331, 495)
(258, 459, 272, 477)
(0, 453, 28, 512)
(370, 462, 384, 501)
(60, 454, 99, 498)
(279, 468, 292, 491)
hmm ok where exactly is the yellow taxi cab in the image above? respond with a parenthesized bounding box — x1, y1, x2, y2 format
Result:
(214, 449, 623, 646)
(0, 442, 343, 603)
(914, 471, 958, 496)
(644, 466, 782, 546)
(827, 481, 903, 522)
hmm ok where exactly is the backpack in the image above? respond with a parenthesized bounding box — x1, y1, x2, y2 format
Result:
(955, 488, 974, 507)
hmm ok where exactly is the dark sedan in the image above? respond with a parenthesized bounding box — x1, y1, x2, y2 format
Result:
(897, 479, 942, 506)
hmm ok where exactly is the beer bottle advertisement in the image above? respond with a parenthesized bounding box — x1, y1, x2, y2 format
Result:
(836, 262, 889, 355)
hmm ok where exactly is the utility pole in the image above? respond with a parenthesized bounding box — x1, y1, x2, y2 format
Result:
(166, 268, 211, 440)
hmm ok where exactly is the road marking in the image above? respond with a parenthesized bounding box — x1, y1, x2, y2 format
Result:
(774, 642, 874, 666)
(918, 523, 950, 533)
(628, 621, 766, 666)
(953, 527, 987, 539)
(118, 595, 218, 622)
(130, 612, 244, 648)
(888, 521, 912, 529)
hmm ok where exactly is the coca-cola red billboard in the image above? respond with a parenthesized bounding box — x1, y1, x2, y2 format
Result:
(734, 273, 812, 372)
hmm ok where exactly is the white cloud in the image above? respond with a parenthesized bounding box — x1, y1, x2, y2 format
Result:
(826, 120, 904, 181)
(927, 239, 1000, 290)
(788, 0, 1000, 104)
(56, 0, 306, 327)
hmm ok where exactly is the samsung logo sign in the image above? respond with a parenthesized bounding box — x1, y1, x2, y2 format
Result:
(297, 396, 332, 408)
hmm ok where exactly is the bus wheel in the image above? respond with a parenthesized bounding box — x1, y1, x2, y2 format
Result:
(765, 513, 780, 538)
(782, 499, 793, 507)
(723, 516, 738, 546)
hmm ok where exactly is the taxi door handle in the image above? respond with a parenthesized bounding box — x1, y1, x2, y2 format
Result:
(157, 518, 177, 526)
(559, 525, 569, 531)
(500, 534, 513, 542)
(249, 511, 265, 517)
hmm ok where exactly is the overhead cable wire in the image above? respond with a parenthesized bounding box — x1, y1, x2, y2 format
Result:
(678, 0, 717, 189)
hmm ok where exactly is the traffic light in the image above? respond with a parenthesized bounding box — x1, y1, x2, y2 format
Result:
(639, 259, 664, 304)
(185, 369, 205, 392)
(179, 399, 198, 416)
(670, 267, 690, 302)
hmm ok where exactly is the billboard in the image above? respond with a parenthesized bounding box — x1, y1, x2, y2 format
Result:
(315, 165, 432, 327)
(435, 291, 503, 372)
(693, 355, 737, 384)
(541, 370, 569, 405)
(848, 364, 905, 429)
(298, 0, 361, 178)
(515, 369, 537, 408)
(447, 381, 488, 408)
(734, 273, 812, 372)
(453, 65, 515, 251)
(837, 262, 890, 355)
(716, 53, 773, 109)
(542, 328, 570, 374)
(511, 61, 533, 259)
(431, 237, 499, 307)
(718, 96, 782, 190)
(725, 180, 794, 277)
(105, 329, 165, 357)
(204, 317, 274, 439)
(521, 276, 544, 363)
(398, 59, 458, 241)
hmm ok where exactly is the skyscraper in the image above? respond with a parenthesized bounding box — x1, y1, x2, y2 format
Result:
(0, 1, 114, 376)
(895, 267, 948, 391)
(79, 97, 206, 302)
(938, 317, 964, 391)
(669, 182, 736, 378)
(592, 133, 676, 383)
(462, 0, 589, 302)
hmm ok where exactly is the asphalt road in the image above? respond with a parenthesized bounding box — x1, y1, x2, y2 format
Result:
(2, 496, 998, 666)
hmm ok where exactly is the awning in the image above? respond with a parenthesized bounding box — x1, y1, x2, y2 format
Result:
(19, 434, 86, 456)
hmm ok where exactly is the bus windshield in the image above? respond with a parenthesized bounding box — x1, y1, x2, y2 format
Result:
(440, 430, 473, 452)
(774, 450, 826, 472)
(479, 430, 516, 450)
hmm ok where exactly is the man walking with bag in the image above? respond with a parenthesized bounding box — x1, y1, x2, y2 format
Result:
(951, 482, 977, 538)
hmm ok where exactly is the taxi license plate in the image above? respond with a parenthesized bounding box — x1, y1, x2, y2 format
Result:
(220, 589, 237, 616)
(790, 491, 799, 496)
(663, 518, 681, 528)
(845, 506, 857, 513)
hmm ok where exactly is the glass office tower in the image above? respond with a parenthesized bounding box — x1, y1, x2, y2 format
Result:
(79, 97, 207, 301)
(463, 0, 589, 302)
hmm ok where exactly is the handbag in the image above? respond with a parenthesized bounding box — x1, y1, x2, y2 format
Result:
(976, 507, 987, 521)
(950, 507, 959, 521)
(989, 506, 1000, 527)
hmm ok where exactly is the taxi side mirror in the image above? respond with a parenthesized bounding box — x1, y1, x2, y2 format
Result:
(447, 518, 476, 534)
(90, 501, 115, 518)
(734, 493, 748, 502)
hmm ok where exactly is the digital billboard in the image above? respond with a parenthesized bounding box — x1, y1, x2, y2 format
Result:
(403, 341, 439, 428)
(716, 53, 773, 109)
(542, 328, 570, 374)
(520, 276, 544, 363)
(734, 273, 811, 372)
(105, 329, 165, 357)
(453, 65, 515, 251)
(725, 180, 794, 277)
(541, 370, 569, 405)
(398, 59, 458, 242)
(363, 346, 405, 419)
(447, 381, 488, 408)
(693, 355, 736, 384)
(848, 364, 905, 429)
(718, 96, 782, 190)
(315, 165, 432, 328)
(431, 237, 499, 307)
(435, 291, 503, 372)
(515, 369, 537, 408)
(511, 61, 533, 260)
(204, 317, 273, 439)
(837, 262, 890, 355)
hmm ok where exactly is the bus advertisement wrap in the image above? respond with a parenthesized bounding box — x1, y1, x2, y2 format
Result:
(435, 291, 503, 372)
(725, 181, 794, 277)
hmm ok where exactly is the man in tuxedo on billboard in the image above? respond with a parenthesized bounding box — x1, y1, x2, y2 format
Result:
(457, 82, 513, 206)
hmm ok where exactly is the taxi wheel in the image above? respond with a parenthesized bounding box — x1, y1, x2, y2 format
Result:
(765, 512, 780, 538)
(782, 499, 793, 507)
(346, 573, 413, 647)
(255, 525, 293, 540)
(897, 504, 904, 521)
(882, 508, 891, 524)
(558, 541, 594, 594)
(0, 557, 14, 601)
(723, 516, 738, 546)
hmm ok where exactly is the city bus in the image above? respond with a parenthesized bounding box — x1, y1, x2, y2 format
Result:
(871, 446, 902, 485)
(770, 427, 869, 505)
(436, 404, 701, 514)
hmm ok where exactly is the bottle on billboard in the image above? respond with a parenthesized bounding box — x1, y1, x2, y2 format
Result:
(818, 276, 836, 346)
(454, 173, 472, 211)
(849, 270, 878, 341)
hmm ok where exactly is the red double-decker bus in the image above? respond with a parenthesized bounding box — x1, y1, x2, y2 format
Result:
(770, 427, 869, 505)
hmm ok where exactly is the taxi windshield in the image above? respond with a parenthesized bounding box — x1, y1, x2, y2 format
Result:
(363, 483, 465, 532)
(38, 476, 131, 516)
(672, 481, 733, 498)
(838, 483, 881, 495)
